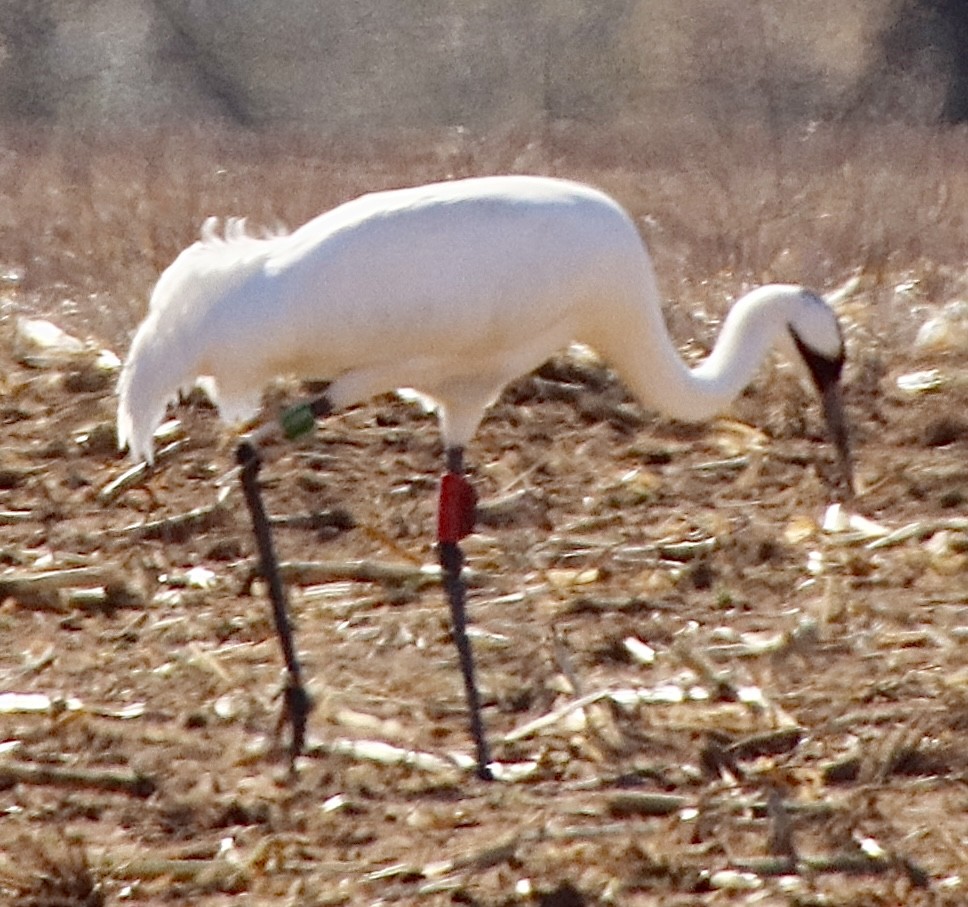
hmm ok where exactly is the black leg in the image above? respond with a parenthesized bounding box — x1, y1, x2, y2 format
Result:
(235, 393, 333, 768)
(237, 440, 311, 768)
(437, 446, 493, 780)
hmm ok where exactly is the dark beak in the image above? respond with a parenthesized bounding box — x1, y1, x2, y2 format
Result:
(789, 326, 854, 500)
(820, 381, 854, 499)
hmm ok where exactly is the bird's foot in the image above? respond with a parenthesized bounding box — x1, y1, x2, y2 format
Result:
(274, 677, 314, 769)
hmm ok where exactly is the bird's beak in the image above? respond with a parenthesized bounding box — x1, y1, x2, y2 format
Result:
(820, 381, 854, 499)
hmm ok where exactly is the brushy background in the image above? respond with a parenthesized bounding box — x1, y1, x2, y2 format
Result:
(1, 1, 967, 345)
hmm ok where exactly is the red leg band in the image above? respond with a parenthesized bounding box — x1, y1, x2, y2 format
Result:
(438, 473, 477, 543)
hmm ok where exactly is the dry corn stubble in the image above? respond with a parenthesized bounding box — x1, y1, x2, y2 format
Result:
(0, 120, 964, 903)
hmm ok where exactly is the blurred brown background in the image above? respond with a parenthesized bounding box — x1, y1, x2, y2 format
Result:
(0, 1, 965, 132)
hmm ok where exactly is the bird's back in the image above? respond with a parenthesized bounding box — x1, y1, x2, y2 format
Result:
(120, 175, 665, 459)
(245, 176, 650, 380)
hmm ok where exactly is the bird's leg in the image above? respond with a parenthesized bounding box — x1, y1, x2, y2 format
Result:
(237, 440, 309, 767)
(437, 446, 493, 781)
(235, 393, 333, 769)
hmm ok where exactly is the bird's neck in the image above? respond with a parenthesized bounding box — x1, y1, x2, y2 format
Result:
(632, 291, 790, 424)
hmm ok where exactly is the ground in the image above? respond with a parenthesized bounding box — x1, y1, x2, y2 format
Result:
(0, 131, 968, 905)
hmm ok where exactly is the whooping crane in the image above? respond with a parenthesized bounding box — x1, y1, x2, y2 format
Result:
(117, 175, 853, 781)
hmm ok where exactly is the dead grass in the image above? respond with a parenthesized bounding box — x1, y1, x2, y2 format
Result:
(0, 833, 103, 907)
(1, 120, 968, 903)
(0, 119, 966, 351)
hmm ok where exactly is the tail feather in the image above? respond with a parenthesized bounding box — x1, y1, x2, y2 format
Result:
(117, 310, 200, 464)
(118, 217, 283, 462)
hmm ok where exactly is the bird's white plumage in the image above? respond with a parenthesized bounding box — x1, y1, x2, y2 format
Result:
(117, 175, 843, 463)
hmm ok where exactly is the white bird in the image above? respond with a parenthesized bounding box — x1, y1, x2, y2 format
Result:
(117, 175, 852, 780)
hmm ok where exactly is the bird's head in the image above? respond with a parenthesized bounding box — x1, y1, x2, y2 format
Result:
(784, 289, 853, 498)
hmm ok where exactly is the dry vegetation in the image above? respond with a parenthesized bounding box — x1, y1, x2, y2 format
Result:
(3, 118, 967, 344)
(0, 121, 967, 904)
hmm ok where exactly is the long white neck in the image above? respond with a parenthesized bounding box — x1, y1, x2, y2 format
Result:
(613, 285, 798, 424)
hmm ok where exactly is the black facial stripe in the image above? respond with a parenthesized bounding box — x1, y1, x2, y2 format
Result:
(789, 326, 845, 390)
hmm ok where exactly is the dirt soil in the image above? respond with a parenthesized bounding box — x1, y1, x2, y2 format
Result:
(1, 221, 968, 905)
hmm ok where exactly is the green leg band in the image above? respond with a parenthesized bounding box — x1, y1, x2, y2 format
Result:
(280, 402, 317, 439)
